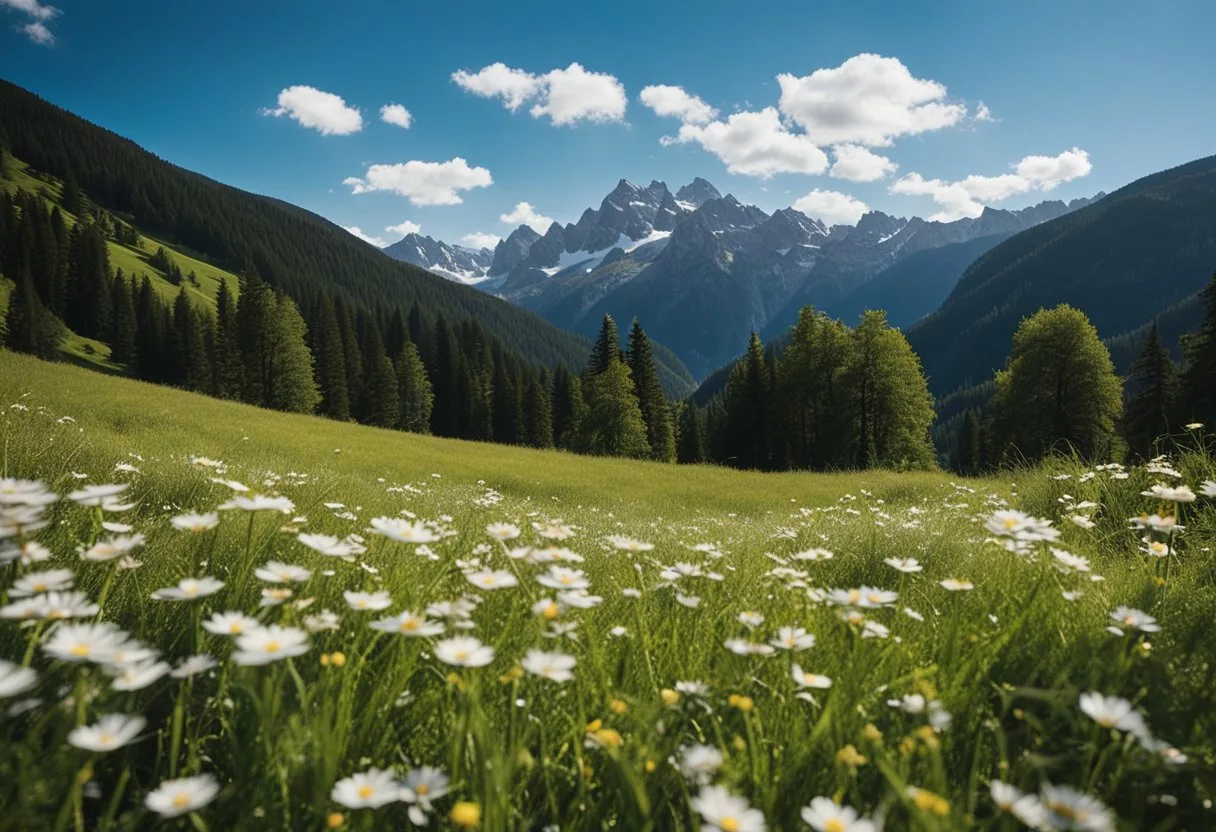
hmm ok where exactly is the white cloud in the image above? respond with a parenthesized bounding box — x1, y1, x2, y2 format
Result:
(344, 158, 493, 206)
(792, 189, 869, 226)
(777, 53, 965, 147)
(2, 0, 59, 44)
(639, 84, 718, 124)
(452, 62, 627, 126)
(263, 85, 363, 135)
(891, 148, 1093, 221)
(380, 103, 413, 129)
(385, 220, 422, 236)
(499, 201, 554, 234)
(1015, 147, 1092, 189)
(667, 107, 829, 178)
(342, 226, 388, 247)
(829, 144, 898, 182)
(462, 232, 502, 250)
(451, 62, 543, 111)
(974, 102, 994, 122)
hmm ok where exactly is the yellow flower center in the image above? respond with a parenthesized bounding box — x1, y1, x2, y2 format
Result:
(804, 673, 818, 685)
(1045, 801, 1085, 821)
(559, 576, 573, 585)
(171, 793, 190, 809)
(264, 640, 282, 653)
(32, 583, 47, 592)
(866, 593, 882, 604)
(482, 576, 494, 586)
(453, 650, 469, 662)
(825, 820, 846, 832)
(98, 732, 115, 744)
(357, 785, 375, 799)
(450, 801, 481, 828)
(416, 783, 430, 796)
(229, 623, 243, 633)
(848, 590, 861, 603)
(1123, 616, 1136, 626)
(70, 644, 90, 657)
(720, 817, 740, 832)
(401, 619, 419, 632)
(542, 603, 559, 620)
(1003, 517, 1017, 529)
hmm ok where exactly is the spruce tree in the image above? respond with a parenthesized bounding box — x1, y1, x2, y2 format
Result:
(313, 295, 350, 420)
(395, 340, 433, 433)
(263, 292, 320, 413)
(523, 370, 554, 448)
(491, 355, 522, 444)
(108, 270, 137, 365)
(721, 332, 773, 469)
(334, 296, 363, 417)
(133, 275, 164, 381)
(586, 314, 621, 376)
(4, 266, 61, 358)
(626, 319, 676, 461)
(171, 287, 211, 391)
(431, 316, 461, 437)
(361, 322, 399, 428)
(676, 401, 708, 464)
(1121, 321, 1178, 459)
(956, 410, 983, 475)
(60, 175, 84, 217)
(1178, 272, 1216, 428)
(212, 278, 244, 398)
(235, 267, 272, 404)
(581, 357, 650, 458)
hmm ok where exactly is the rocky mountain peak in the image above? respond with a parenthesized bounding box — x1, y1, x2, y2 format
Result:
(675, 177, 722, 209)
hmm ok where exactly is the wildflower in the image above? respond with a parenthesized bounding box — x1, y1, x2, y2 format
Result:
(676, 593, 702, 608)
(171, 512, 219, 532)
(485, 522, 521, 541)
(1140, 484, 1196, 503)
(171, 654, 218, 678)
(145, 774, 221, 818)
(606, 535, 653, 552)
(791, 547, 833, 561)
(344, 590, 392, 611)
(985, 510, 1059, 542)
(1130, 514, 1181, 534)
(298, 533, 364, 558)
(1078, 692, 1148, 738)
(903, 607, 925, 622)
(770, 626, 815, 651)
(450, 801, 481, 828)
(1069, 515, 1096, 529)
(211, 477, 249, 492)
(371, 611, 444, 637)
(255, 561, 312, 583)
(1051, 549, 1091, 574)
(677, 744, 723, 785)
(401, 766, 450, 824)
(939, 579, 974, 591)
(2, 591, 98, 620)
(532, 521, 574, 540)
(801, 797, 875, 832)
(43, 622, 130, 665)
(860, 621, 889, 639)
(304, 610, 341, 632)
(231, 625, 310, 665)
(536, 566, 590, 590)
(791, 663, 832, 689)
(724, 638, 775, 657)
(691, 785, 767, 832)
(435, 637, 495, 668)
(110, 659, 171, 691)
(260, 588, 294, 607)
(738, 610, 765, 628)
(1108, 606, 1160, 633)
(884, 557, 923, 573)
(370, 517, 439, 543)
(990, 782, 1046, 828)
(331, 768, 401, 809)
(202, 611, 260, 636)
(836, 745, 866, 768)
(0, 539, 52, 565)
(0, 660, 37, 698)
(728, 694, 754, 712)
(906, 787, 951, 817)
(68, 714, 146, 752)
(1039, 784, 1114, 832)
(219, 494, 295, 513)
(151, 577, 225, 601)
(1201, 480, 1216, 498)
(521, 649, 576, 682)
(558, 590, 602, 609)
(79, 534, 146, 562)
(466, 569, 518, 590)
(1140, 538, 1170, 558)
(69, 483, 129, 507)
(0, 478, 58, 507)
(11, 569, 75, 598)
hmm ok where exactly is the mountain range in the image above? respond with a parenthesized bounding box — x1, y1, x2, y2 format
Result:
(387, 176, 1101, 378)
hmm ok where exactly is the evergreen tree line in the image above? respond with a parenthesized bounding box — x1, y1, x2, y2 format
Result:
(949, 272, 1216, 473)
(679, 308, 937, 471)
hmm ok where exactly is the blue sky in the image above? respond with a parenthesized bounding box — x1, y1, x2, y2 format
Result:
(2, 0, 1214, 249)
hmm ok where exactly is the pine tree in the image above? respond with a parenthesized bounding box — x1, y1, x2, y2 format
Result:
(720, 333, 773, 469)
(581, 357, 650, 458)
(1121, 321, 1178, 459)
(550, 364, 578, 448)
(60, 175, 84, 217)
(361, 322, 399, 428)
(108, 270, 137, 365)
(3, 265, 61, 358)
(586, 314, 621, 376)
(431, 315, 460, 436)
(212, 278, 244, 398)
(989, 305, 1123, 462)
(313, 295, 350, 420)
(235, 267, 272, 404)
(1178, 272, 1216, 428)
(334, 296, 363, 418)
(491, 354, 522, 444)
(263, 292, 320, 413)
(676, 401, 708, 464)
(133, 275, 164, 381)
(956, 410, 983, 475)
(523, 370, 554, 448)
(171, 287, 211, 391)
(626, 320, 676, 461)
(395, 340, 433, 433)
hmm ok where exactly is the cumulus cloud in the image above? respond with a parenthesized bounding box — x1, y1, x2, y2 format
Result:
(666, 108, 828, 178)
(974, 102, 994, 122)
(342, 226, 388, 247)
(461, 232, 502, 250)
(2, 0, 59, 45)
(639, 84, 718, 124)
(263, 86, 363, 135)
(891, 148, 1093, 221)
(777, 53, 965, 147)
(792, 189, 869, 225)
(829, 144, 898, 182)
(343, 158, 493, 206)
(499, 201, 554, 233)
(452, 62, 627, 126)
(380, 103, 413, 129)
(385, 220, 422, 236)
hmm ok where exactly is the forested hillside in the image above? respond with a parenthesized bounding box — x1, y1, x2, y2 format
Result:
(908, 154, 1216, 395)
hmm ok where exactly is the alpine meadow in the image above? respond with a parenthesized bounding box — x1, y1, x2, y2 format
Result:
(2, 3, 1216, 831)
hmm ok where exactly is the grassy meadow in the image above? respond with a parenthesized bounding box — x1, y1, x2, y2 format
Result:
(0, 350, 1214, 831)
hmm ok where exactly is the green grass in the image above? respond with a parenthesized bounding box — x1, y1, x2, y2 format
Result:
(0, 349, 1213, 831)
